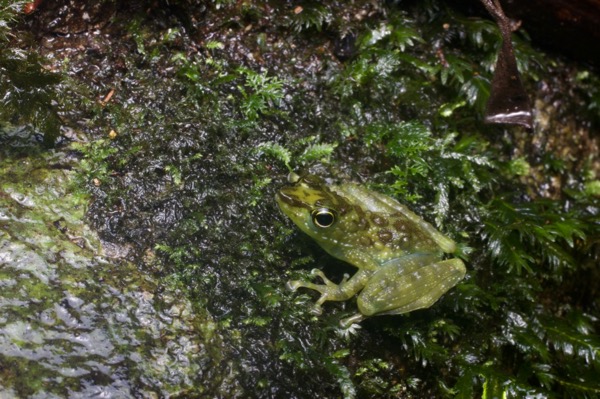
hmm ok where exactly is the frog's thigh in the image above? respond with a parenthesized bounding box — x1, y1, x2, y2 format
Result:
(357, 258, 466, 316)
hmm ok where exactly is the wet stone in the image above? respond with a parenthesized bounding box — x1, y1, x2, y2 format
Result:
(0, 134, 234, 398)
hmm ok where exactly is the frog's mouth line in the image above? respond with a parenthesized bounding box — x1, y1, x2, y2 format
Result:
(275, 190, 311, 210)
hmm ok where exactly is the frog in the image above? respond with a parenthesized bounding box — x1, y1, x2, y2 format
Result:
(276, 173, 466, 327)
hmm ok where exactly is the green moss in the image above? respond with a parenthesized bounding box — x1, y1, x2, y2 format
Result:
(0, 2, 63, 146)
(585, 180, 600, 197)
(3, 0, 598, 397)
(0, 129, 237, 396)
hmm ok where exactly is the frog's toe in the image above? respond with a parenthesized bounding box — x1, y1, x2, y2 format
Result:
(286, 280, 302, 292)
(286, 278, 329, 294)
(310, 304, 323, 315)
(310, 269, 337, 287)
(339, 313, 366, 329)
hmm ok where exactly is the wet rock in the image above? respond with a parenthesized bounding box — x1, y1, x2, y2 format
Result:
(0, 128, 240, 397)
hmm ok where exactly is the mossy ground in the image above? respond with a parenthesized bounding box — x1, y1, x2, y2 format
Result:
(1, 0, 599, 398)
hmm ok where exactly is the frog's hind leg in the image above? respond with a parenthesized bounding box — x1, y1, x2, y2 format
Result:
(287, 269, 372, 315)
(356, 258, 466, 317)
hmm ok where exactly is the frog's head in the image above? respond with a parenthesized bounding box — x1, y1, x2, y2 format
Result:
(276, 174, 350, 241)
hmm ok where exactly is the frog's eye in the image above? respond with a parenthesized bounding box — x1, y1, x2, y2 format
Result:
(311, 208, 336, 228)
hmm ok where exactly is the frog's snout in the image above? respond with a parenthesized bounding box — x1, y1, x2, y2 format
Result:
(275, 190, 290, 208)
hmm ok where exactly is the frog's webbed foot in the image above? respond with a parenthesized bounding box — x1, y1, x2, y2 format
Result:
(286, 269, 340, 293)
(286, 269, 336, 315)
(339, 313, 366, 329)
(286, 269, 372, 315)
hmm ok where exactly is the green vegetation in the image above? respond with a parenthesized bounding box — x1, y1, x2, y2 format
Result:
(1, 0, 598, 397)
(0, 0, 63, 146)
(0, 0, 22, 41)
(0, 127, 233, 397)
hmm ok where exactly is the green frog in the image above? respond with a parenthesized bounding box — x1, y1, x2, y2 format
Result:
(276, 173, 466, 327)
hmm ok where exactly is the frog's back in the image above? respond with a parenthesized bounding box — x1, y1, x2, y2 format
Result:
(321, 183, 454, 266)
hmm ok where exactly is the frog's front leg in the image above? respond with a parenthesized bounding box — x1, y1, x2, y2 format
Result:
(287, 269, 373, 315)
